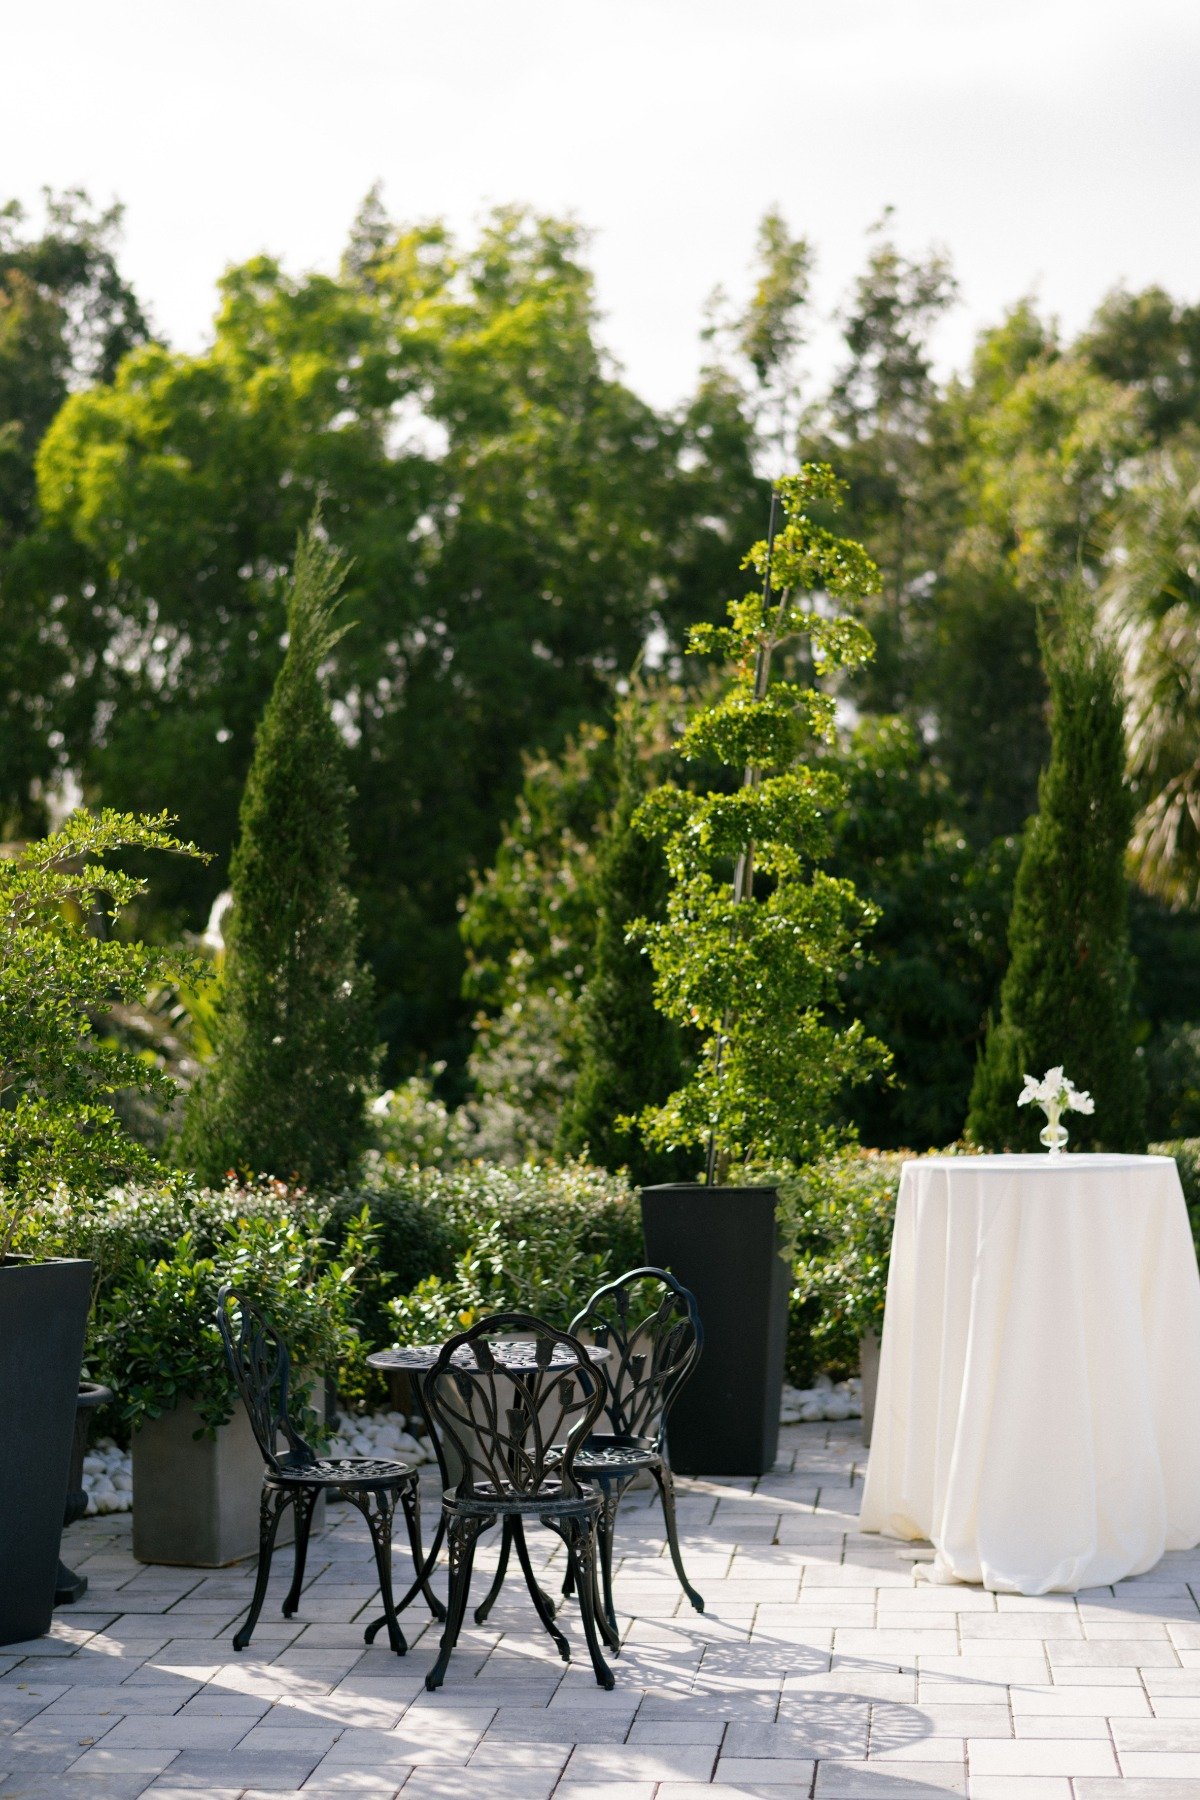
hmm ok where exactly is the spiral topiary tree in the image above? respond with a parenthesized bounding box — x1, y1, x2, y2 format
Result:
(179, 518, 378, 1186)
(632, 465, 888, 1178)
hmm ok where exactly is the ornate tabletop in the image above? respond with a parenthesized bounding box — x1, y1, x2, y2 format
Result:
(367, 1341, 610, 1374)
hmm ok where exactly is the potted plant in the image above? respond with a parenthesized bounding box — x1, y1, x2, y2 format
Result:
(99, 1205, 372, 1566)
(1, 809, 206, 1643)
(630, 467, 887, 1475)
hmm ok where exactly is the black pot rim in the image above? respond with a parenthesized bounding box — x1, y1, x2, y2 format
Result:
(639, 1182, 778, 1198)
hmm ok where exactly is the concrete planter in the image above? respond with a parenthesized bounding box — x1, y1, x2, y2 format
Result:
(859, 1329, 881, 1448)
(133, 1386, 325, 1567)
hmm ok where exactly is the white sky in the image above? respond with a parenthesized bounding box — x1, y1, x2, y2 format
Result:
(4, 0, 1199, 410)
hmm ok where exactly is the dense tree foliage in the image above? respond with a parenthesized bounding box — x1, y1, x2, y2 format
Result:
(3, 191, 1200, 1141)
(557, 695, 691, 1184)
(967, 620, 1146, 1152)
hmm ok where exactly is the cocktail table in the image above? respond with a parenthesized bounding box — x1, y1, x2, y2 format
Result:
(860, 1153, 1200, 1593)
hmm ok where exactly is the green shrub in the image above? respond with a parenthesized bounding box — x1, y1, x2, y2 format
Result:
(372, 1158, 642, 1344)
(783, 1150, 908, 1375)
(1153, 1138, 1200, 1248)
(98, 1213, 373, 1437)
(16, 1179, 374, 1435)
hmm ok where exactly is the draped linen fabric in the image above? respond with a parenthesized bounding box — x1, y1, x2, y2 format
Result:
(860, 1154, 1200, 1594)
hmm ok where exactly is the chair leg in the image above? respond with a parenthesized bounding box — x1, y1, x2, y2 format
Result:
(282, 1486, 319, 1618)
(233, 1486, 289, 1652)
(653, 1461, 704, 1613)
(512, 1518, 571, 1662)
(567, 1518, 615, 1690)
(398, 1478, 447, 1622)
(595, 1481, 624, 1647)
(426, 1516, 484, 1692)
(473, 1513, 514, 1625)
(352, 1488, 407, 1656)
(371, 1511, 447, 1637)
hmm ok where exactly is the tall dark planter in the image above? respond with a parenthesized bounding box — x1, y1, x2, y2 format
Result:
(0, 1257, 93, 1644)
(641, 1184, 788, 1476)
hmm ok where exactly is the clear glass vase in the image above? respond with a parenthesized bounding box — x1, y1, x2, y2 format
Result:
(1039, 1114, 1069, 1157)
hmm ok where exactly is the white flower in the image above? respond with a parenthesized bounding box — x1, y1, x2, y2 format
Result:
(1017, 1066, 1094, 1116)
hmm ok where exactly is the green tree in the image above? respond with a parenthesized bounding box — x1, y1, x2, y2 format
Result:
(457, 721, 613, 1157)
(812, 214, 958, 709)
(634, 466, 887, 1172)
(178, 520, 377, 1186)
(0, 190, 149, 834)
(828, 719, 1018, 1149)
(966, 617, 1146, 1152)
(0, 808, 205, 1255)
(31, 202, 760, 1072)
(704, 209, 813, 470)
(558, 694, 690, 1183)
(1100, 445, 1200, 908)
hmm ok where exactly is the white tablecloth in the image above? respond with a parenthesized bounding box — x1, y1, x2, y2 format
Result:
(859, 1153, 1200, 1593)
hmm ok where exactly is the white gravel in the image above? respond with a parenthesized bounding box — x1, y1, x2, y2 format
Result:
(780, 1373, 863, 1423)
(82, 1438, 134, 1515)
(83, 1409, 432, 1515)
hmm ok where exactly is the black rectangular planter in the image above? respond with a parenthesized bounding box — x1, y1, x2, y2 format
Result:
(0, 1257, 93, 1645)
(640, 1184, 789, 1477)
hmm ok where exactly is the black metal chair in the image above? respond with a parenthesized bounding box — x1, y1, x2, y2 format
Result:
(422, 1312, 615, 1691)
(559, 1266, 704, 1641)
(216, 1285, 441, 1656)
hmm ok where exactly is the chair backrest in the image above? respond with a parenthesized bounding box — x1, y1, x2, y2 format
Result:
(569, 1266, 702, 1445)
(216, 1284, 314, 1473)
(424, 1312, 606, 1504)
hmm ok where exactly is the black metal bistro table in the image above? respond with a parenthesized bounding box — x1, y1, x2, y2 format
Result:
(365, 1339, 612, 1647)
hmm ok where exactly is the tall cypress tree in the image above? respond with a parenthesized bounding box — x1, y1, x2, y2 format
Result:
(558, 701, 690, 1185)
(966, 616, 1146, 1151)
(179, 520, 377, 1186)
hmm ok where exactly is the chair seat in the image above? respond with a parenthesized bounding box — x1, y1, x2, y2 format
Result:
(574, 1433, 661, 1475)
(442, 1481, 601, 1519)
(269, 1455, 416, 1489)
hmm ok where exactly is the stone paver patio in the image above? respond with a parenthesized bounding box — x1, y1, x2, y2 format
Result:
(3, 1421, 1199, 1800)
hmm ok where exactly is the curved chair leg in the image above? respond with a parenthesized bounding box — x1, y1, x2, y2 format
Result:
(567, 1519, 615, 1690)
(653, 1461, 704, 1613)
(398, 1479, 447, 1622)
(370, 1512, 447, 1639)
(282, 1487, 320, 1618)
(560, 1552, 577, 1601)
(512, 1518, 570, 1662)
(426, 1517, 485, 1692)
(595, 1482, 625, 1646)
(234, 1486, 289, 1652)
(351, 1488, 407, 1656)
(473, 1514, 514, 1625)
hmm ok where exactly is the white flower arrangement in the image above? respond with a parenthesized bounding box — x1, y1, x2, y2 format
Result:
(1017, 1065, 1094, 1155)
(1017, 1066, 1095, 1117)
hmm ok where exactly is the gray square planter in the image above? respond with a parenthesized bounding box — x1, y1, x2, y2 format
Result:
(132, 1391, 325, 1566)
